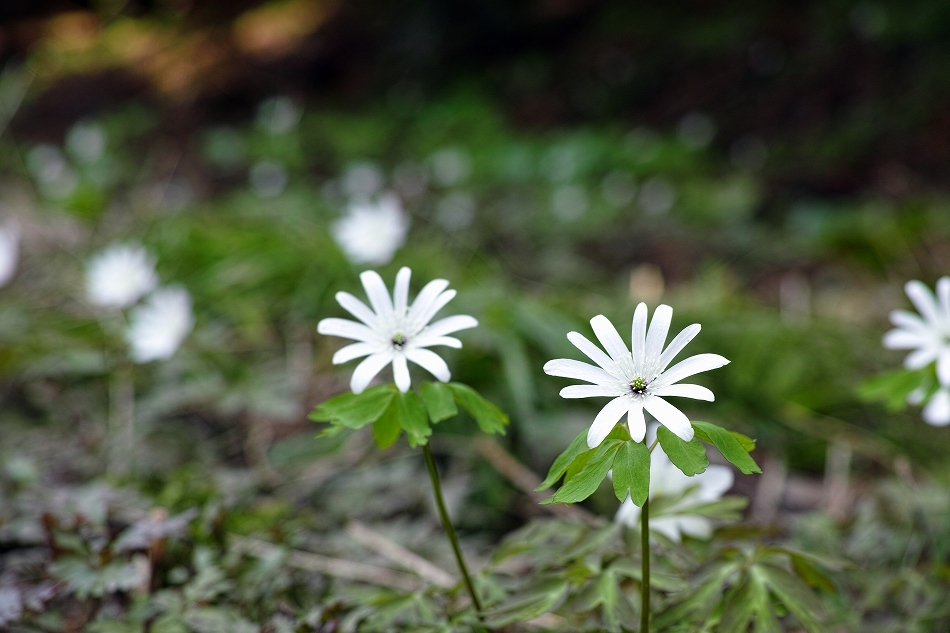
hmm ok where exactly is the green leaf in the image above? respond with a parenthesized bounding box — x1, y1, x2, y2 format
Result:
(308, 385, 396, 429)
(757, 564, 825, 633)
(394, 390, 431, 447)
(418, 381, 458, 423)
(448, 382, 509, 435)
(858, 368, 930, 412)
(482, 579, 569, 627)
(548, 440, 623, 504)
(749, 573, 782, 633)
(789, 554, 837, 594)
(692, 421, 762, 474)
(657, 427, 708, 476)
(372, 398, 402, 448)
(719, 573, 756, 633)
(537, 429, 589, 491)
(730, 430, 756, 452)
(612, 440, 650, 505)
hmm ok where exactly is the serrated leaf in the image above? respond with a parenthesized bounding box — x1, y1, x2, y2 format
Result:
(308, 385, 396, 429)
(372, 398, 402, 448)
(448, 382, 509, 435)
(749, 573, 782, 633)
(393, 390, 431, 447)
(692, 421, 761, 474)
(757, 564, 825, 633)
(790, 555, 837, 594)
(537, 429, 589, 491)
(612, 440, 650, 505)
(482, 579, 569, 627)
(549, 440, 623, 504)
(719, 573, 756, 633)
(657, 426, 708, 476)
(418, 381, 458, 423)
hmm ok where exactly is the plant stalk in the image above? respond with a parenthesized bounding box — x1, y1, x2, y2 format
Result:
(422, 443, 483, 613)
(641, 496, 650, 633)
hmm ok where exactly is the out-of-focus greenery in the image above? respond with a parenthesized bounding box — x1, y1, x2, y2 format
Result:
(2, 0, 950, 630)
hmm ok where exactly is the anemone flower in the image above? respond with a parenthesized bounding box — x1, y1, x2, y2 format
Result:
(544, 303, 729, 447)
(318, 267, 477, 393)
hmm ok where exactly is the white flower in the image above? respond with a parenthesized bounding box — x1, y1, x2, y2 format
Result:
(0, 222, 20, 287)
(86, 244, 159, 308)
(615, 425, 734, 542)
(543, 303, 729, 447)
(884, 278, 950, 386)
(331, 193, 408, 266)
(922, 386, 950, 426)
(318, 267, 477, 394)
(126, 286, 194, 363)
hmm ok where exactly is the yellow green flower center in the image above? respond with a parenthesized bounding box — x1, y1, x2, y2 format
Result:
(391, 332, 407, 349)
(630, 376, 647, 395)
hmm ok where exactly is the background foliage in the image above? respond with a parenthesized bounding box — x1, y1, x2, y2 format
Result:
(2, 1, 950, 630)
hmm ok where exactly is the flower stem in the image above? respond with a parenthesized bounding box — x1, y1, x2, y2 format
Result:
(641, 496, 650, 633)
(422, 443, 483, 613)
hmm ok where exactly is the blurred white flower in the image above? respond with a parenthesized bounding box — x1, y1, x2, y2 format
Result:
(332, 193, 408, 266)
(0, 222, 20, 287)
(922, 386, 950, 426)
(126, 286, 194, 363)
(615, 425, 734, 541)
(318, 267, 477, 393)
(884, 278, 950, 385)
(86, 244, 158, 308)
(544, 303, 729, 447)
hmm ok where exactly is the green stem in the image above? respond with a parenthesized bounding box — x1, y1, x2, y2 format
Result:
(641, 496, 650, 633)
(422, 443, 483, 613)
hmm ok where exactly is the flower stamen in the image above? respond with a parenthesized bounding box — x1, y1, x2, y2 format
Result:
(630, 376, 648, 395)
(391, 332, 407, 350)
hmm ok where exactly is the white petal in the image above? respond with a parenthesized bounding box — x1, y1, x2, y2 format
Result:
(655, 353, 730, 387)
(422, 314, 478, 338)
(567, 331, 616, 372)
(905, 347, 939, 370)
(889, 310, 929, 332)
(350, 352, 393, 394)
(628, 404, 646, 442)
(651, 384, 715, 402)
(407, 279, 450, 326)
(649, 517, 688, 542)
(392, 353, 411, 392)
(543, 358, 615, 385)
(883, 329, 929, 349)
(591, 315, 632, 368)
(643, 395, 694, 441)
(318, 318, 376, 342)
(615, 497, 640, 528)
(923, 389, 950, 426)
(359, 270, 394, 320)
(393, 267, 411, 316)
(644, 304, 673, 369)
(413, 290, 457, 328)
(906, 280, 940, 325)
(414, 335, 462, 348)
(588, 396, 629, 447)
(696, 464, 734, 501)
(670, 516, 713, 540)
(332, 342, 377, 364)
(335, 292, 378, 326)
(560, 385, 618, 398)
(631, 303, 647, 372)
(938, 277, 950, 319)
(655, 324, 702, 376)
(405, 348, 451, 382)
(939, 350, 950, 387)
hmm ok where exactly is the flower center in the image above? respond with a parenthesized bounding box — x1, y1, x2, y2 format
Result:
(391, 332, 407, 350)
(630, 376, 648, 395)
